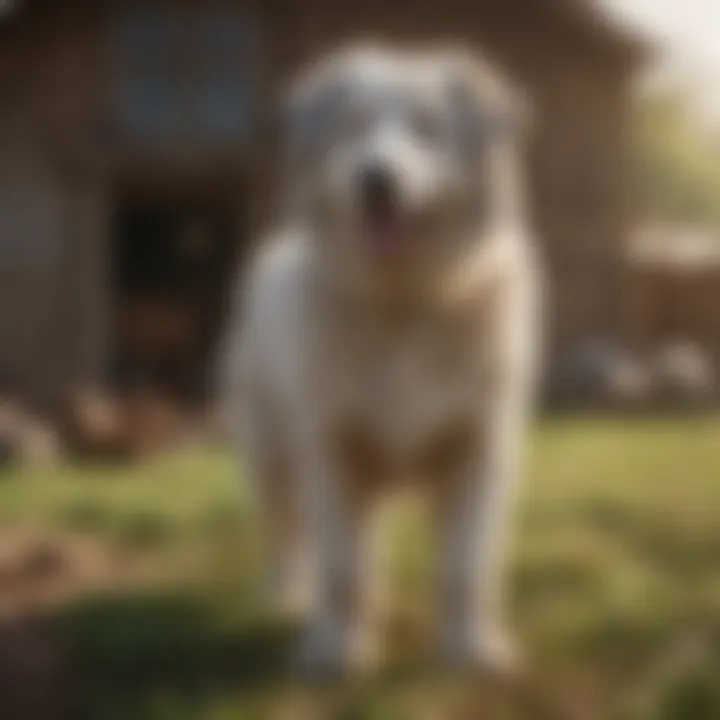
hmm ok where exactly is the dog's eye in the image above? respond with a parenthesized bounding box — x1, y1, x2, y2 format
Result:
(338, 103, 374, 139)
(410, 108, 443, 143)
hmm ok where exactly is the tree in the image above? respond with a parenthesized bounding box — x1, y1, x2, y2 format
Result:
(633, 86, 720, 226)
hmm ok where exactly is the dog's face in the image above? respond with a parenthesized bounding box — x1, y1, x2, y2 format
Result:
(284, 45, 531, 291)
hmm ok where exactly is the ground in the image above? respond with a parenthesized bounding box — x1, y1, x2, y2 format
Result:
(0, 417, 719, 719)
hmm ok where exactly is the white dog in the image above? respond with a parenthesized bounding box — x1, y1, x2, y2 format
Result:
(220, 43, 542, 676)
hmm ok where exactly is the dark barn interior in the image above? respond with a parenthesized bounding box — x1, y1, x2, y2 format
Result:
(111, 194, 241, 408)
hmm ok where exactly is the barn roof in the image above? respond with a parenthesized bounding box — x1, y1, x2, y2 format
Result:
(0, 0, 654, 65)
(539, 0, 654, 64)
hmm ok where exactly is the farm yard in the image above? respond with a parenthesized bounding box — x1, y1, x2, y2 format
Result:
(0, 0, 717, 718)
(0, 417, 719, 720)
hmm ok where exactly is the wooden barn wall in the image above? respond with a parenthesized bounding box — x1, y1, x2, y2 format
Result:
(0, 0, 635, 405)
(0, 3, 110, 408)
(626, 269, 720, 361)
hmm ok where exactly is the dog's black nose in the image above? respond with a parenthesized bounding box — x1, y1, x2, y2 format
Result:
(358, 164, 397, 212)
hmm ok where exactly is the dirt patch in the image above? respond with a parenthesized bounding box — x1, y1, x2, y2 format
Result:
(0, 531, 134, 719)
(0, 531, 126, 619)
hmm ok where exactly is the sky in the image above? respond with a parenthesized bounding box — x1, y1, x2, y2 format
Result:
(605, 0, 720, 70)
(603, 0, 720, 119)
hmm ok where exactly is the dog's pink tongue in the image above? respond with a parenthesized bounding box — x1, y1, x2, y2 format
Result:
(366, 216, 405, 253)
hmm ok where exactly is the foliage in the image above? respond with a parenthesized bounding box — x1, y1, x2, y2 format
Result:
(633, 85, 720, 226)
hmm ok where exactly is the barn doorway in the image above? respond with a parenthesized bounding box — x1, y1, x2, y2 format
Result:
(109, 194, 242, 410)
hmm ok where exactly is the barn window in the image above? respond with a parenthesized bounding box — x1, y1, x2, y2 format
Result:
(195, 8, 255, 139)
(113, 5, 256, 143)
(115, 8, 183, 138)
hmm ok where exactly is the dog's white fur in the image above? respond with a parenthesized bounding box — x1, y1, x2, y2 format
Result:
(220, 43, 542, 674)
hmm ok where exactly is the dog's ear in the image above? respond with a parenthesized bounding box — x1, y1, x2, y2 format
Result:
(445, 48, 534, 149)
(444, 48, 534, 225)
(279, 50, 355, 217)
(282, 51, 352, 167)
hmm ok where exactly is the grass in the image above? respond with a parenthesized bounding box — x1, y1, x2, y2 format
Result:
(0, 417, 719, 719)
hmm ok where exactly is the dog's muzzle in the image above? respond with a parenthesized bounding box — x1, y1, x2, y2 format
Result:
(357, 163, 408, 253)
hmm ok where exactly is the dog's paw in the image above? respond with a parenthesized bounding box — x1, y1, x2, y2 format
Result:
(292, 620, 347, 681)
(473, 626, 524, 677)
(443, 624, 524, 678)
(292, 618, 380, 679)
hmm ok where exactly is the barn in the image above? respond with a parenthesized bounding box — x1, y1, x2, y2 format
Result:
(0, 0, 647, 413)
(626, 224, 720, 361)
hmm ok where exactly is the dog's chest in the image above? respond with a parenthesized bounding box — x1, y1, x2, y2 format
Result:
(315, 313, 486, 470)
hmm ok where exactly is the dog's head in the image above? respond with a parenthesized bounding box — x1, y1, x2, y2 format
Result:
(283, 43, 533, 293)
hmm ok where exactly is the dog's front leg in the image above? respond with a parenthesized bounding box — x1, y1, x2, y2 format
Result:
(438, 266, 539, 673)
(293, 436, 373, 677)
(437, 385, 529, 674)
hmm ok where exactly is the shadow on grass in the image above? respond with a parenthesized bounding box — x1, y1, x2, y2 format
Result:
(0, 588, 572, 720)
(6, 586, 720, 719)
(45, 589, 296, 720)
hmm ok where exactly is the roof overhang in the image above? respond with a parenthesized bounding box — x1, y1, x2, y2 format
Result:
(541, 0, 657, 67)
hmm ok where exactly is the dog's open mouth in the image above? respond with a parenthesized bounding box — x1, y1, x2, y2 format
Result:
(359, 182, 410, 254)
(362, 207, 409, 253)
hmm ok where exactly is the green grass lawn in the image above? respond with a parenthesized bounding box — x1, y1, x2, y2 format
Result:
(0, 417, 719, 719)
